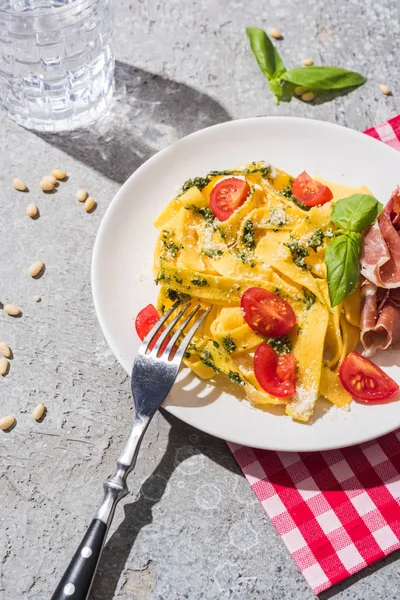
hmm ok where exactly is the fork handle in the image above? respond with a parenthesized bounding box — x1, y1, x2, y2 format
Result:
(51, 518, 109, 600)
(51, 414, 151, 600)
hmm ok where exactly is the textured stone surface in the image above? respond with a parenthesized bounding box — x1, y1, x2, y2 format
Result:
(1, 1, 400, 599)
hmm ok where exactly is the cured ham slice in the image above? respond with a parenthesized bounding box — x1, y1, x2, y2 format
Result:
(361, 188, 400, 288)
(360, 281, 400, 356)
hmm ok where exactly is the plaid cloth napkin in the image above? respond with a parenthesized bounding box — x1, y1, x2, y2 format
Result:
(228, 114, 400, 595)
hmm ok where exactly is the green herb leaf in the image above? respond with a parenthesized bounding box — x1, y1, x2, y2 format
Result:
(331, 194, 381, 233)
(246, 27, 286, 80)
(281, 66, 366, 90)
(324, 232, 362, 307)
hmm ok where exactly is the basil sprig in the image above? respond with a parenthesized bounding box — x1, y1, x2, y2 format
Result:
(324, 194, 381, 307)
(246, 27, 366, 104)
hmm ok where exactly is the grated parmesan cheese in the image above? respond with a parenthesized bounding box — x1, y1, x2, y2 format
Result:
(289, 385, 317, 420)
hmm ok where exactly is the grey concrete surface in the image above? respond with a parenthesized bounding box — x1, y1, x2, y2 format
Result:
(1, 1, 400, 599)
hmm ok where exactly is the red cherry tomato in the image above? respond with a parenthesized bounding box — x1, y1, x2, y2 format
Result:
(339, 351, 399, 402)
(241, 287, 296, 338)
(210, 177, 250, 221)
(292, 171, 333, 207)
(135, 304, 170, 351)
(254, 343, 296, 399)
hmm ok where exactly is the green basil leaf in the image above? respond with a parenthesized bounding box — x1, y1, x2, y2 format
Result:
(325, 232, 362, 307)
(331, 194, 380, 233)
(246, 27, 286, 80)
(281, 66, 366, 90)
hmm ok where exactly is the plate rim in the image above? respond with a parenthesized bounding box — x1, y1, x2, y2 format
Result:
(91, 116, 400, 452)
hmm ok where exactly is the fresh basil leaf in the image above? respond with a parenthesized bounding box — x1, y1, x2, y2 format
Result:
(331, 194, 380, 233)
(246, 27, 286, 80)
(281, 66, 366, 90)
(325, 232, 362, 307)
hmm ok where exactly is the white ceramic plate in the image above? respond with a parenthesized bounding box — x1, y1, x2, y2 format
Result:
(92, 117, 400, 452)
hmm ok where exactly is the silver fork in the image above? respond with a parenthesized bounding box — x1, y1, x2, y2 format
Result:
(51, 300, 210, 600)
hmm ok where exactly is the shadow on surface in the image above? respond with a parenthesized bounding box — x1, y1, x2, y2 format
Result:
(89, 410, 240, 600)
(319, 548, 400, 599)
(36, 61, 231, 184)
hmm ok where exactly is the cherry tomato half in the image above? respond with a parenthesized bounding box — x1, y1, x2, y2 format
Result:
(339, 351, 399, 402)
(254, 343, 296, 399)
(210, 177, 250, 221)
(135, 304, 170, 351)
(292, 171, 333, 207)
(241, 287, 296, 338)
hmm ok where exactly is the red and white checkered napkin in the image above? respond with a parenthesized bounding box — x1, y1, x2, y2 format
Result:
(228, 114, 400, 595)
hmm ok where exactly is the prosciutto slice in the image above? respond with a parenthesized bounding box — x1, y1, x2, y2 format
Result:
(361, 188, 400, 288)
(360, 281, 400, 356)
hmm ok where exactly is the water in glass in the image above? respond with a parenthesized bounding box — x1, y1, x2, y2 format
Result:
(0, 0, 114, 131)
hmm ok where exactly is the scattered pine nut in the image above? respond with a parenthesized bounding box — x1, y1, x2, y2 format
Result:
(52, 169, 67, 180)
(75, 189, 88, 202)
(12, 178, 27, 192)
(29, 260, 44, 278)
(0, 357, 9, 376)
(40, 179, 55, 192)
(270, 28, 282, 39)
(0, 343, 12, 359)
(0, 415, 15, 431)
(26, 203, 38, 218)
(42, 175, 57, 185)
(295, 86, 309, 96)
(302, 58, 314, 66)
(379, 84, 391, 96)
(32, 403, 46, 421)
(84, 196, 96, 212)
(4, 304, 21, 317)
(301, 91, 315, 102)
(33, 295, 41, 303)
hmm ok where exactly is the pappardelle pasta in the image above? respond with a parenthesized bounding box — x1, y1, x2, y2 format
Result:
(146, 161, 381, 422)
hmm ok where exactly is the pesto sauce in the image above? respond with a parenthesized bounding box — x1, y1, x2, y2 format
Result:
(180, 164, 271, 193)
(303, 288, 316, 309)
(285, 237, 309, 270)
(228, 370, 244, 384)
(200, 350, 219, 372)
(191, 278, 208, 287)
(267, 336, 292, 355)
(242, 220, 256, 251)
(222, 335, 236, 354)
(203, 248, 223, 258)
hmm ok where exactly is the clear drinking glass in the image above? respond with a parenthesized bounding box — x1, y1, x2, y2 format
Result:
(0, 0, 114, 132)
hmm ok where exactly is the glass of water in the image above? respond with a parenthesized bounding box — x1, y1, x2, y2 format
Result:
(0, 0, 114, 132)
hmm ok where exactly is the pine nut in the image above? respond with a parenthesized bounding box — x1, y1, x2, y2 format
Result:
(42, 175, 57, 185)
(40, 179, 55, 191)
(0, 416, 15, 431)
(84, 196, 96, 212)
(26, 203, 38, 218)
(270, 28, 282, 39)
(4, 304, 21, 317)
(0, 343, 12, 359)
(75, 189, 88, 202)
(301, 91, 315, 102)
(12, 178, 27, 191)
(33, 295, 41, 303)
(0, 357, 9, 376)
(295, 86, 309, 96)
(32, 403, 45, 421)
(302, 58, 314, 66)
(52, 169, 67, 180)
(29, 260, 44, 278)
(379, 84, 391, 95)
